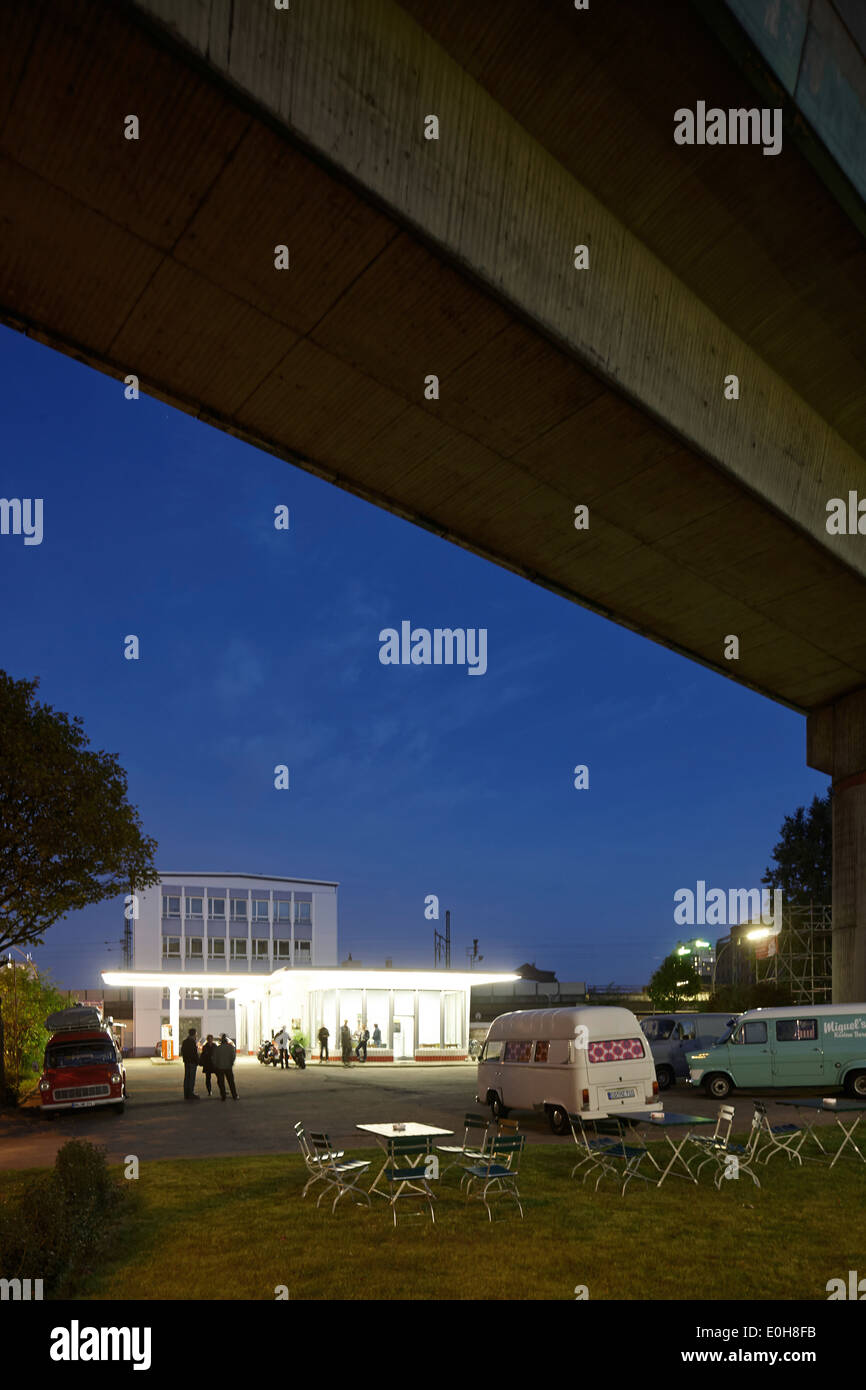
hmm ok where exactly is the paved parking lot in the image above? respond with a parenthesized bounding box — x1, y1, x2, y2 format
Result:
(0, 1057, 857, 1171)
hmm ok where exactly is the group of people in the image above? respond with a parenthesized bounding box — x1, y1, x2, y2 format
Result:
(316, 1021, 382, 1065)
(180, 1028, 238, 1101)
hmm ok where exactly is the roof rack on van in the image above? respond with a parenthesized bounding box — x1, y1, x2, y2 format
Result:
(45, 1005, 105, 1034)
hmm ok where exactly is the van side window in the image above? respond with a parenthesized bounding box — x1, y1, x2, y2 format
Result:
(776, 1019, 818, 1042)
(534, 1041, 550, 1063)
(680, 1020, 697, 1040)
(503, 1040, 533, 1063)
(480, 1040, 503, 1062)
(732, 1022, 768, 1045)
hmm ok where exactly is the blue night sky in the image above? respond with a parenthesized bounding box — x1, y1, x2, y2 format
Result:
(1, 327, 829, 989)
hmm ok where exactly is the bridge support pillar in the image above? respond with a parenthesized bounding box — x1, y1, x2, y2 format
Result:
(807, 688, 866, 1002)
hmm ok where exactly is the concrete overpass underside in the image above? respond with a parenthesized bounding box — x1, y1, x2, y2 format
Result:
(2, 0, 866, 994)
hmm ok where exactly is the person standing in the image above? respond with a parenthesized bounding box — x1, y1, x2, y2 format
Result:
(199, 1034, 217, 1096)
(180, 1027, 200, 1101)
(317, 1024, 330, 1063)
(356, 1024, 370, 1062)
(372, 1023, 382, 1047)
(275, 1025, 289, 1070)
(340, 1020, 352, 1066)
(215, 1032, 238, 1101)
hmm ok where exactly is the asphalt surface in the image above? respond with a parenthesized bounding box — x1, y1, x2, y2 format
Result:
(0, 1058, 860, 1171)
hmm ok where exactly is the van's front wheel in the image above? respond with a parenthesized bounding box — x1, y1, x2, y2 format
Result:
(548, 1105, 570, 1135)
(656, 1065, 675, 1091)
(704, 1073, 733, 1100)
(489, 1093, 509, 1120)
(844, 1070, 866, 1099)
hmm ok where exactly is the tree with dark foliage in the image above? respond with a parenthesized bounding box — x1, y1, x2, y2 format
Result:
(761, 791, 831, 905)
(0, 671, 158, 955)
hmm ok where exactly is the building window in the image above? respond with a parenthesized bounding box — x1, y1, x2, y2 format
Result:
(164, 896, 181, 918)
(231, 899, 248, 922)
(294, 940, 311, 962)
(253, 940, 269, 960)
(275, 901, 291, 922)
(208, 939, 226, 959)
(186, 897, 203, 918)
(230, 939, 248, 959)
(252, 899, 269, 922)
(208, 989, 226, 1002)
(185, 988, 203, 1003)
(162, 937, 180, 958)
(186, 937, 203, 959)
(209, 898, 225, 919)
(275, 940, 291, 960)
(295, 901, 311, 925)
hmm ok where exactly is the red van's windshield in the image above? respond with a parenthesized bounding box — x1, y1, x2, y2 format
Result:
(45, 1039, 117, 1069)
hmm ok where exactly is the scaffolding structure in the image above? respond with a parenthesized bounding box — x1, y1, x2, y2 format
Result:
(754, 904, 832, 1005)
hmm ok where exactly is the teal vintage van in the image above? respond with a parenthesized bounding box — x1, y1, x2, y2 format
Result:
(687, 1004, 866, 1100)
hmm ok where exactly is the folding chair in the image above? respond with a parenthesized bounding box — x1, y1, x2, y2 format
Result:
(567, 1112, 620, 1183)
(295, 1122, 345, 1199)
(383, 1137, 437, 1226)
(690, 1107, 763, 1189)
(463, 1135, 526, 1220)
(688, 1104, 736, 1179)
(592, 1122, 656, 1196)
(752, 1102, 804, 1166)
(309, 1132, 372, 1213)
(435, 1113, 490, 1178)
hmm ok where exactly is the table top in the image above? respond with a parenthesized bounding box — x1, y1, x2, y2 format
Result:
(356, 1122, 454, 1138)
(618, 1111, 715, 1126)
(776, 1098, 866, 1112)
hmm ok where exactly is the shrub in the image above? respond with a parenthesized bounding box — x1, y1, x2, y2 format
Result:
(0, 1139, 133, 1296)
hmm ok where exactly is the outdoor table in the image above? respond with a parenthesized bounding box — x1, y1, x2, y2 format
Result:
(356, 1122, 454, 1197)
(617, 1111, 716, 1187)
(775, 1098, 866, 1168)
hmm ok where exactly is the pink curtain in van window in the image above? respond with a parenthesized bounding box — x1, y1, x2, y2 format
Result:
(588, 1038, 645, 1063)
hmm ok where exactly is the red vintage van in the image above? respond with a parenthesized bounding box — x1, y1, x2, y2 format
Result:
(38, 1007, 126, 1116)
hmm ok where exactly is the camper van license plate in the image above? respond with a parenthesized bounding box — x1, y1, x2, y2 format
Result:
(607, 1088, 635, 1100)
(72, 1101, 100, 1109)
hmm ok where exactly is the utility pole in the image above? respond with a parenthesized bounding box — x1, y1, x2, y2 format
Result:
(433, 909, 452, 968)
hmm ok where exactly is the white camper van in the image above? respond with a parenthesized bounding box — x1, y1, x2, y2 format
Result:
(475, 1006, 659, 1133)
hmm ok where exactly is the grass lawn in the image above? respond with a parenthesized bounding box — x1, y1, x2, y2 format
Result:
(1, 1135, 860, 1300)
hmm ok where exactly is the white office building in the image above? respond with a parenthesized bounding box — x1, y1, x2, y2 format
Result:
(108, 870, 515, 1059)
(126, 871, 337, 1054)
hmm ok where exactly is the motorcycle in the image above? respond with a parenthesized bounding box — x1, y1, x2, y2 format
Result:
(289, 1041, 306, 1070)
(257, 1039, 279, 1066)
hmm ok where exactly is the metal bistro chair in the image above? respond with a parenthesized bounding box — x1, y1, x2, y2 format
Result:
(309, 1132, 372, 1213)
(752, 1101, 804, 1166)
(383, 1137, 437, 1226)
(689, 1104, 736, 1178)
(590, 1120, 655, 1196)
(435, 1113, 491, 1179)
(295, 1122, 345, 1199)
(463, 1134, 526, 1220)
(689, 1105, 762, 1189)
(567, 1112, 620, 1184)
